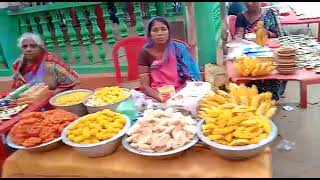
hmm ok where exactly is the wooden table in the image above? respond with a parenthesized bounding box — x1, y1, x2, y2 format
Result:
(0, 90, 54, 167)
(279, 7, 320, 41)
(226, 60, 320, 108)
(2, 144, 272, 178)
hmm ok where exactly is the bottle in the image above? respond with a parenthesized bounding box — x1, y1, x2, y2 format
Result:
(255, 21, 268, 46)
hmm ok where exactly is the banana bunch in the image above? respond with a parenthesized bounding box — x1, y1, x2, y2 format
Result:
(201, 107, 272, 146)
(234, 56, 275, 77)
(198, 83, 277, 119)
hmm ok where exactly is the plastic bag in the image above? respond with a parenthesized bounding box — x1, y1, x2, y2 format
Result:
(129, 89, 154, 111)
(116, 98, 139, 123)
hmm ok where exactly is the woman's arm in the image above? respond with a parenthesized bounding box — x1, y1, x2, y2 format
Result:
(267, 30, 278, 38)
(47, 56, 80, 90)
(235, 14, 246, 39)
(139, 65, 161, 101)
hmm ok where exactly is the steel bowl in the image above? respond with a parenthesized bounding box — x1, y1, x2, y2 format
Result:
(197, 119, 278, 160)
(49, 89, 93, 117)
(6, 135, 62, 153)
(122, 113, 200, 159)
(122, 134, 199, 160)
(61, 115, 131, 158)
(83, 88, 131, 113)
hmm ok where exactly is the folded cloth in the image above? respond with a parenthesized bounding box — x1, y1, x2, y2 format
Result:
(0, 92, 9, 99)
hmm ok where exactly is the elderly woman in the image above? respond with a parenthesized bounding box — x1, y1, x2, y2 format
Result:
(234, 2, 286, 100)
(138, 17, 201, 101)
(12, 33, 79, 93)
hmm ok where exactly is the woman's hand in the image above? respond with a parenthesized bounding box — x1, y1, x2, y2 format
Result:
(234, 34, 243, 39)
(267, 30, 277, 38)
(141, 86, 162, 102)
(43, 66, 57, 90)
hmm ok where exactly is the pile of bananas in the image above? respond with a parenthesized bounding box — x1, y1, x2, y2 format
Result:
(201, 109, 272, 146)
(66, 109, 126, 144)
(198, 83, 277, 119)
(234, 56, 275, 77)
(54, 91, 91, 106)
(86, 86, 129, 106)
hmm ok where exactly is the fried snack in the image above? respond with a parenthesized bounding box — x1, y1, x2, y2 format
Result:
(198, 83, 277, 119)
(9, 109, 76, 148)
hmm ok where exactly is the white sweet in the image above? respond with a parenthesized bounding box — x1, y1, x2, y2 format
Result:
(126, 109, 197, 153)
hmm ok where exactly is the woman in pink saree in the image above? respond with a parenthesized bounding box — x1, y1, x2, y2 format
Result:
(137, 17, 201, 101)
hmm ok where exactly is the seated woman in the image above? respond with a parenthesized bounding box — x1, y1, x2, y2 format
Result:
(138, 17, 201, 101)
(12, 33, 79, 93)
(235, 2, 283, 38)
(234, 2, 286, 100)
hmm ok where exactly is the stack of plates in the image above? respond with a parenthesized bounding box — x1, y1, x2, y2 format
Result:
(274, 47, 297, 74)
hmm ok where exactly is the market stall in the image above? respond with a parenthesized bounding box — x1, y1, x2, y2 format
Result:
(278, 3, 320, 41)
(225, 35, 320, 108)
(226, 61, 320, 108)
(2, 82, 278, 178)
(0, 83, 54, 167)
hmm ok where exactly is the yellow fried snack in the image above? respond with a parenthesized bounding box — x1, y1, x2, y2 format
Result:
(201, 107, 272, 146)
(54, 91, 91, 105)
(66, 109, 126, 144)
(86, 86, 129, 106)
(234, 56, 275, 77)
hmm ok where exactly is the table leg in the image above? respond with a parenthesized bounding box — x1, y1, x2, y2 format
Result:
(318, 23, 320, 42)
(0, 135, 8, 168)
(300, 81, 308, 108)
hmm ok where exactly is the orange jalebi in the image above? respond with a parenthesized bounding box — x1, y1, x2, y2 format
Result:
(9, 109, 77, 147)
(26, 124, 42, 136)
(22, 137, 42, 147)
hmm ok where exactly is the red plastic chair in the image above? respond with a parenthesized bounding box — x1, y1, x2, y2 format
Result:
(112, 36, 191, 85)
(227, 15, 237, 39)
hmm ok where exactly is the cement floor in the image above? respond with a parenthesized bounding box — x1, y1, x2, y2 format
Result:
(269, 7, 320, 177)
(271, 81, 320, 178)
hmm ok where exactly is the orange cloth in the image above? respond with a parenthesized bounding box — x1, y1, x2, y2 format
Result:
(2, 144, 272, 178)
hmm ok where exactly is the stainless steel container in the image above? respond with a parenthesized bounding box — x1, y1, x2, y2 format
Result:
(6, 136, 62, 153)
(83, 88, 131, 113)
(122, 135, 199, 160)
(197, 119, 278, 160)
(61, 115, 131, 158)
(49, 89, 93, 117)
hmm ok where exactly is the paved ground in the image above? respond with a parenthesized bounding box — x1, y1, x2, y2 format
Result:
(270, 9, 320, 177)
(271, 81, 320, 178)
